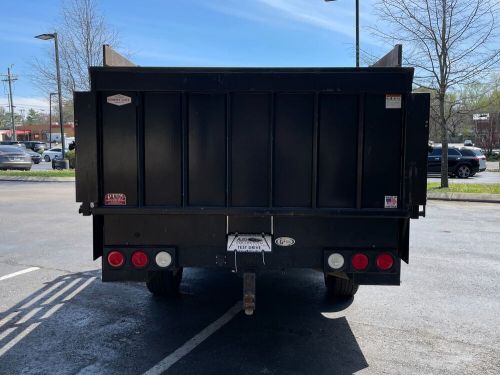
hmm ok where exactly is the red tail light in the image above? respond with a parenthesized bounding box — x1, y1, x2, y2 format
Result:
(107, 250, 125, 268)
(131, 251, 149, 268)
(376, 253, 394, 270)
(351, 253, 369, 270)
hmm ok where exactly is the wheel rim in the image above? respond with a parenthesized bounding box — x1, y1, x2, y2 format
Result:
(458, 165, 470, 178)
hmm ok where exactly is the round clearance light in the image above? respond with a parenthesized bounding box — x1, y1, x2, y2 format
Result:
(107, 250, 125, 268)
(376, 253, 394, 271)
(131, 251, 149, 269)
(327, 253, 345, 270)
(351, 253, 369, 271)
(155, 251, 172, 268)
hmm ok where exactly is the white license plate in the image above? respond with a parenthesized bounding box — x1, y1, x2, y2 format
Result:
(10, 157, 23, 161)
(227, 234, 272, 253)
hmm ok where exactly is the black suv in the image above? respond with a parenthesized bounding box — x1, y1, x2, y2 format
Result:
(427, 147, 479, 178)
(23, 141, 46, 152)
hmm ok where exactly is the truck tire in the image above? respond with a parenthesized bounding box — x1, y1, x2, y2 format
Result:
(324, 274, 359, 298)
(146, 268, 183, 297)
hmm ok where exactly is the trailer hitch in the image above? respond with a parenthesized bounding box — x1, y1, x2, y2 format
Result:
(243, 272, 256, 315)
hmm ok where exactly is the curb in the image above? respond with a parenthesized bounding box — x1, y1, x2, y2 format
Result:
(0, 176, 75, 182)
(427, 192, 500, 203)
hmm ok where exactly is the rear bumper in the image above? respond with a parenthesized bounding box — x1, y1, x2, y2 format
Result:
(101, 246, 401, 285)
(98, 214, 407, 286)
(0, 161, 32, 169)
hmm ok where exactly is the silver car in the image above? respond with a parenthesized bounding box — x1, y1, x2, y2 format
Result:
(0, 145, 32, 170)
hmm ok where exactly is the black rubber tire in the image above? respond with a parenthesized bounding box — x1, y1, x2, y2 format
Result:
(44, 155, 51, 162)
(455, 164, 471, 179)
(325, 274, 359, 298)
(146, 268, 183, 297)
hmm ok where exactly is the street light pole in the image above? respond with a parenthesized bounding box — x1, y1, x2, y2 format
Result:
(49, 92, 57, 148)
(35, 32, 66, 161)
(324, 0, 360, 67)
(53, 33, 65, 158)
(355, 0, 359, 68)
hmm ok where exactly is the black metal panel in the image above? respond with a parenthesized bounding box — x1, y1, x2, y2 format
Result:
(318, 94, 358, 207)
(274, 216, 400, 248)
(103, 215, 226, 246)
(274, 93, 314, 207)
(144, 92, 182, 206)
(188, 93, 226, 206)
(101, 91, 138, 206)
(231, 93, 271, 207)
(362, 94, 402, 208)
(228, 216, 271, 233)
(74, 92, 98, 203)
(90, 68, 414, 93)
(405, 93, 430, 208)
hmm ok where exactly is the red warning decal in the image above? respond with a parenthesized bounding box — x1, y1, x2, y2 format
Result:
(104, 193, 127, 206)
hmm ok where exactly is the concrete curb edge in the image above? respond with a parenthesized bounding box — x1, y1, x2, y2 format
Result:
(0, 176, 75, 182)
(427, 191, 500, 203)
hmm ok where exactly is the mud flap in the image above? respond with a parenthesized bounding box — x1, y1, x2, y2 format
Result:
(398, 218, 410, 263)
(93, 215, 104, 260)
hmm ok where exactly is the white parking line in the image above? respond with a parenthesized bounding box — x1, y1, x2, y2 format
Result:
(0, 267, 40, 281)
(143, 301, 242, 375)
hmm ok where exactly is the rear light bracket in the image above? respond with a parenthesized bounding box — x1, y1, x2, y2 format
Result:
(323, 249, 400, 274)
(103, 246, 177, 271)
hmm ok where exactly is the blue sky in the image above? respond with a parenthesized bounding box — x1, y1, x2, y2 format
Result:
(0, 0, 382, 112)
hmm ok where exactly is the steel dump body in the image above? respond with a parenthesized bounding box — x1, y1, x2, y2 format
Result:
(75, 67, 429, 285)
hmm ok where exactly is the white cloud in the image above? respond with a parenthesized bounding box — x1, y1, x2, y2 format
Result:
(0, 96, 49, 112)
(205, 0, 382, 49)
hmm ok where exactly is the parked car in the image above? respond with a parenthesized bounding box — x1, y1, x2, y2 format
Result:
(427, 147, 480, 178)
(42, 147, 65, 162)
(0, 145, 32, 170)
(0, 141, 25, 147)
(24, 149, 42, 164)
(23, 141, 47, 152)
(460, 147, 486, 174)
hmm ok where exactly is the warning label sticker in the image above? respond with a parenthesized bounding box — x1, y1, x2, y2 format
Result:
(104, 193, 127, 206)
(384, 196, 398, 209)
(386, 94, 402, 109)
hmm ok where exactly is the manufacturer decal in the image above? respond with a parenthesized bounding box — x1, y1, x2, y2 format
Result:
(385, 94, 402, 109)
(107, 94, 132, 106)
(104, 193, 127, 206)
(384, 196, 398, 209)
(274, 237, 295, 247)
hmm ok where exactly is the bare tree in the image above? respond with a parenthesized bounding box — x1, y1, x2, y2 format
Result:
(372, 0, 500, 187)
(31, 0, 119, 97)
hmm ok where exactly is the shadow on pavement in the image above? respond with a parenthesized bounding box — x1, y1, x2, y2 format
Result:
(0, 269, 367, 375)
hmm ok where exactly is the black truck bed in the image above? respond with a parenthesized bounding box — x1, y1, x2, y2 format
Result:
(74, 67, 430, 286)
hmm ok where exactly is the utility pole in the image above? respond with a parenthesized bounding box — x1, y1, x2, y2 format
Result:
(2, 67, 18, 140)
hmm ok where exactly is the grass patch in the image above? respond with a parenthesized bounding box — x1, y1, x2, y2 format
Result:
(427, 182, 500, 194)
(0, 170, 75, 177)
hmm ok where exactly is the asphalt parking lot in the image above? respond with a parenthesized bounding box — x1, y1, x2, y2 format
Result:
(427, 171, 500, 184)
(0, 181, 499, 374)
